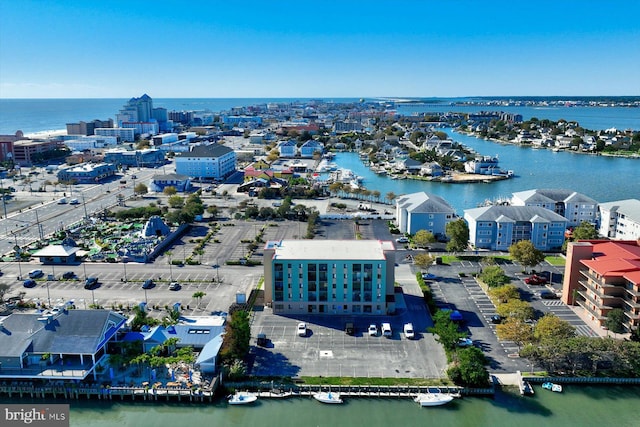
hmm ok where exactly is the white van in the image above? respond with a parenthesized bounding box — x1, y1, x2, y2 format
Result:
(382, 323, 392, 338)
(403, 323, 415, 339)
(57, 197, 67, 204)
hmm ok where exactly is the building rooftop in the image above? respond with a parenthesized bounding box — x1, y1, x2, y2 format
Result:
(599, 199, 640, 222)
(512, 189, 597, 205)
(465, 205, 569, 222)
(266, 239, 394, 260)
(177, 143, 234, 158)
(397, 192, 455, 214)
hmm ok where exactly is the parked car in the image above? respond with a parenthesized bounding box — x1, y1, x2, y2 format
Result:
(142, 279, 155, 289)
(403, 323, 415, 339)
(421, 272, 436, 280)
(84, 277, 99, 289)
(381, 322, 392, 338)
(69, 198, 79, 205)
(28, 269, 44, 279)
(23, 279, 36, 288)
(345, 322, 355, 336)
(256, 333, 268, 347)
(62, 271, 75, 280)
(169, 282, 181, 291)
(368, 324, 378, 336)
(297, 322, 307, 337)
(490, 315, 503, 324)
(396, 237, 409, 243)
(525, 274, 548, 285)
(457, 337, 474, 347)
(540, 290, 559, 299)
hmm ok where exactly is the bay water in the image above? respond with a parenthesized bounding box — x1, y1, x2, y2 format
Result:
(3, 385, 639, 427)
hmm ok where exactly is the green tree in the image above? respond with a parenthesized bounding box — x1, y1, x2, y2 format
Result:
(447, 346, 490, 387)
(385, 191, 396, 203)
(605, 308, 626, 334)
(413, 253, 435, 271)
(496, 299, 535, 321)
(572, 221, 599, 240)
(488, 284, 520, 304)
(509, 240, 545, 273)
(413, 229, 436, 247)
(192, 291, 206, 309)
(428, 310, 467, 353)
(168, 195, 184, 208)
(134, 183, 148, 195)
(445, 219, 469, 252)
(534, 314, 576, 342)
(220, 310, 251, 363)
(496, 317, 534, 349)
(163, 186, 177, 196)
(479, 265, 510, 287)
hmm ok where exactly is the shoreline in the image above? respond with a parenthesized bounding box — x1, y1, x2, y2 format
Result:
(455, 130, 640, 159)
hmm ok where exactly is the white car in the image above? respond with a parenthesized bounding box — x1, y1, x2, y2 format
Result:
(368, 324, 378, 336)
(297, 322, 307, 337)
(396, 237, 409, 243)
(403, 323, 415, 339)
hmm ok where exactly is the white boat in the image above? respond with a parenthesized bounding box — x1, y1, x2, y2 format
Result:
(228, 391, 258, 405)
(313, 391, 343, 404)
(542, 382, 563, 393)
(414, 392, 454, 407)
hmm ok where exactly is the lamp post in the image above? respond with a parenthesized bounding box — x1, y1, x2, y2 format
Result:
(123, 261, 128, 282)
(82, 262, 87, 282)
(46, 281, 51, 308)
(143, 287, 148, 305)
(90, 288, 96, 307)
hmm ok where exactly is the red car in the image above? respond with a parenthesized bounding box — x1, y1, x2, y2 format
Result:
(525, 274, 548, 285)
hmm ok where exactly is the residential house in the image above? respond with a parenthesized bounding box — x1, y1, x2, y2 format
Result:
(464, 205, 568, 251)
(0, 309, 126, 380)
(149, 173, 192, 193)
(299, 140, 324, 158)
(395, 192, 456, 238)
(263, 240, 396, 316)
(278, 140, 298, 158)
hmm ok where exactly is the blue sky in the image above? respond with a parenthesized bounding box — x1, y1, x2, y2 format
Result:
(1, 0, 638, 98)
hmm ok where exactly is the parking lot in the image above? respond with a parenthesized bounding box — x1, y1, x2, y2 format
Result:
(249, 292, 447, 379)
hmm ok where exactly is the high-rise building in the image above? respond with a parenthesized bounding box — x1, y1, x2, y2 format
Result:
(116, 94, 153, 126)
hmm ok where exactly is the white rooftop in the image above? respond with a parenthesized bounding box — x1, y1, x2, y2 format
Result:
(268, 240, 394, 260)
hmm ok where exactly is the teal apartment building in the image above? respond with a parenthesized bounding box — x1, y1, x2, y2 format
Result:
(263, 240, 396, 316)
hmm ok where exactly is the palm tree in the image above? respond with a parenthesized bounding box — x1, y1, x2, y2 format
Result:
(372, 190, 381, 203)
(192, 291, 206, 310)
(386, 191, 396, 204)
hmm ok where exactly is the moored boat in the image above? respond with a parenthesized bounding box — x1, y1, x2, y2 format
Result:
(228, 391, 258, 405)
(313, 391, 343, 404)
(413, 392, 455, 407)
(542, 382, 563, 393)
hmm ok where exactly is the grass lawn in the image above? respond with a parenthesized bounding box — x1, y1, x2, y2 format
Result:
(545, 255, 566, 266)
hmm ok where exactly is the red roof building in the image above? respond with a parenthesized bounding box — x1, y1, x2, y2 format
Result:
(563, 240, 640, 332)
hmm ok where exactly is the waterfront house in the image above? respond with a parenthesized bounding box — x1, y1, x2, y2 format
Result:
(395, 192, 456, 237)
(419, 162, 443, 177)
(122, 316, 225, 374)
(511, 189, 598, 227)
(464, 205, 568, 251)
(0, 309, 126, 381)
(263, 239, 396, 316)
(175, 144, 236, 180)
(464, 156, 501, 175)
(598, 199, 640, 240)
(562, 239, 640, 332)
